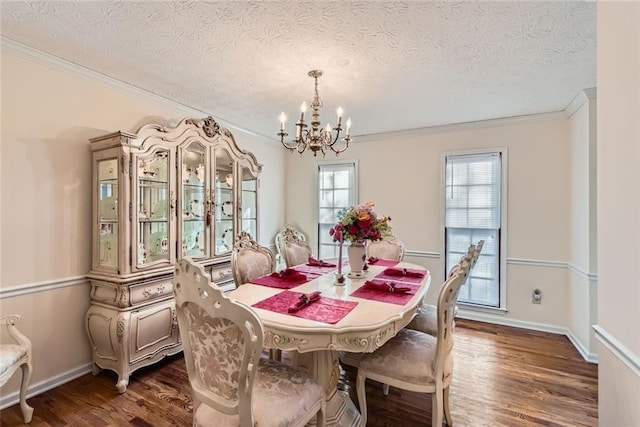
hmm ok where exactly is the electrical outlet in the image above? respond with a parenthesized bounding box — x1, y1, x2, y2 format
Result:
(532, 288, 542, 304)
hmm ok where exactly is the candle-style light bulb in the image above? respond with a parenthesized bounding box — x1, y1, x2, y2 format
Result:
(279, 112, 286, 132)
(337, 107, 343, 126)
(326, 123, 332, 133)
(300, 102, 307, 121)
(346, 118, 352, 137)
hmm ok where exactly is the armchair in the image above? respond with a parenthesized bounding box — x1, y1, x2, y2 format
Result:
(0, 315, 34, 423)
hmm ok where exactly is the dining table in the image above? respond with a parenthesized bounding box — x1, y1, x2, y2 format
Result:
(228, 259, 431, 427)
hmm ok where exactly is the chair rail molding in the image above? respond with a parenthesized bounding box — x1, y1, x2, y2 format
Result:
(404, 250, 440, 259)
(0, 276, 88, 299)
(593, 324, 640, 376)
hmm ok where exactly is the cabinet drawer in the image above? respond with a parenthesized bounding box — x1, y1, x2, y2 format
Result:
(209, 262, 233, 286)
(130, 277, 174, 306)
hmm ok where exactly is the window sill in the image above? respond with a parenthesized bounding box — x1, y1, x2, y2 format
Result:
(457, 303, 508, 316)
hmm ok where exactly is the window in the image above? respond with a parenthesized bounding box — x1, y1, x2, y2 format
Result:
(317, 162, 357, 259)
(444, 151, 505, 308)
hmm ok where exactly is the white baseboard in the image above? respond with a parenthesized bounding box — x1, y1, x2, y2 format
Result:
(458, 310, 598, 363)
(0, 363, 92, 410)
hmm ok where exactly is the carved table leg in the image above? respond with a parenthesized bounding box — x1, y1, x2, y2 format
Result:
(294, 350, 361, 427)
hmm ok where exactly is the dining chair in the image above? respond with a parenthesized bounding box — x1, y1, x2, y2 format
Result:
(366, 234, 405, 261)
(355, 268, 469, 427)
(173, 259, 326, 427)
(275, 224, 308, 267)
(0, 315, 34, 424)
(278, 225, 313, 268)
(231, 231, 275, 286)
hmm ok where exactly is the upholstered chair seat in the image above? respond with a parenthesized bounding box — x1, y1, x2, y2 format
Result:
(358, 329, 453, 384)
(0, 315, 34, 424)
(195, 358, 325, 427)
(0, 345, 27, 380)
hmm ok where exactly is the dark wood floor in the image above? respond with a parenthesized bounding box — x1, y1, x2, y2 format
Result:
(0, 319, 598, 426)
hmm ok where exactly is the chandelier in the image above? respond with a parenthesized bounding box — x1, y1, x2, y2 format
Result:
(278, 70, 351, 156)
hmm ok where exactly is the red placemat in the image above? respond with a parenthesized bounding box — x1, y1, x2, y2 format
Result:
(366, 258, 400, 268)
(250, 273, 313, 289)
(252, 291, 358, 324)
(350, 280, 421, 305)
(375, 268, 428, 284)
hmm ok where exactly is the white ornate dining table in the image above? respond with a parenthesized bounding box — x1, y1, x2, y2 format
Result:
(228, 261, 431, 427)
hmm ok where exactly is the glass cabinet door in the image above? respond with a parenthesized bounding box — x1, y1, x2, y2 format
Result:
(240, 165, 258, 239)
(97, 158, 118, 269)
(214, 148, 234, 255)
(136, 149, 171, 267)
(180, 141, 207, 258)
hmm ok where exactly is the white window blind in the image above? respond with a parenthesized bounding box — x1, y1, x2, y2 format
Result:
(445, 153, 501, 307)
(318, 163, 356, 260)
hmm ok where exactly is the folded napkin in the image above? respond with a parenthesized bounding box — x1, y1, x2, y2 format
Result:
(270, 268, 307, 281)
(288, 291, 322, 313)
(367, 256, 380, 264)
(307, 257, 337, 267)
(363, 280, 411, 293)
(383, 268, 426, 278)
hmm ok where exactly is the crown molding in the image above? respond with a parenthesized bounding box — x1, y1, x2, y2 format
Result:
(0, 37, 278, 146)
(354, 110, 570, 143)
(564, 87, 597, 118)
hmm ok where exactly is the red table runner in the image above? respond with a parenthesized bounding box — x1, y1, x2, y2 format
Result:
(293, 264, 337, 275)
(366, 258, 400, 268)
(374, 268, 428, 284)
(350, 280, 421, 305)
(252, 290, 358, 324)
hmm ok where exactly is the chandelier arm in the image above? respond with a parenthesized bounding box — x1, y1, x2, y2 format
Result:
(328, 137, 350, 155)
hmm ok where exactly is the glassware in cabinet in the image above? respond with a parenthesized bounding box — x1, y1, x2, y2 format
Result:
(180, 141, 207, 258)
(135, 149, 173, 268)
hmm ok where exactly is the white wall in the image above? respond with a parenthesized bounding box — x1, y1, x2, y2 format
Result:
(285, 117, 577, 331)
(596, 2, 640, 425)
(0, 45, 285, 405)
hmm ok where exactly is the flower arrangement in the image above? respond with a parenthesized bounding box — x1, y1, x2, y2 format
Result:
(329, 201, 392, 243)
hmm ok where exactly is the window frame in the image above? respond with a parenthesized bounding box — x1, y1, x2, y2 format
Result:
(315, 159, 358, 259)
(440, 147, 508, 312)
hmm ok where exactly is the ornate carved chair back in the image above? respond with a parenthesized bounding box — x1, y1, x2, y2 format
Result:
(278, 225, 313, 267)
(367, 235, 405, 261)
(174, 258, 327, 427)
(174, 259, 263, 426)
(231, 231, 275, 286)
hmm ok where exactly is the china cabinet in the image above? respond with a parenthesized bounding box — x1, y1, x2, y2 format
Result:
(86, 116, 261, 392)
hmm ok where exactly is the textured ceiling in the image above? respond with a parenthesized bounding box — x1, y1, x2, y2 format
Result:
(1, 1, 596, 139)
